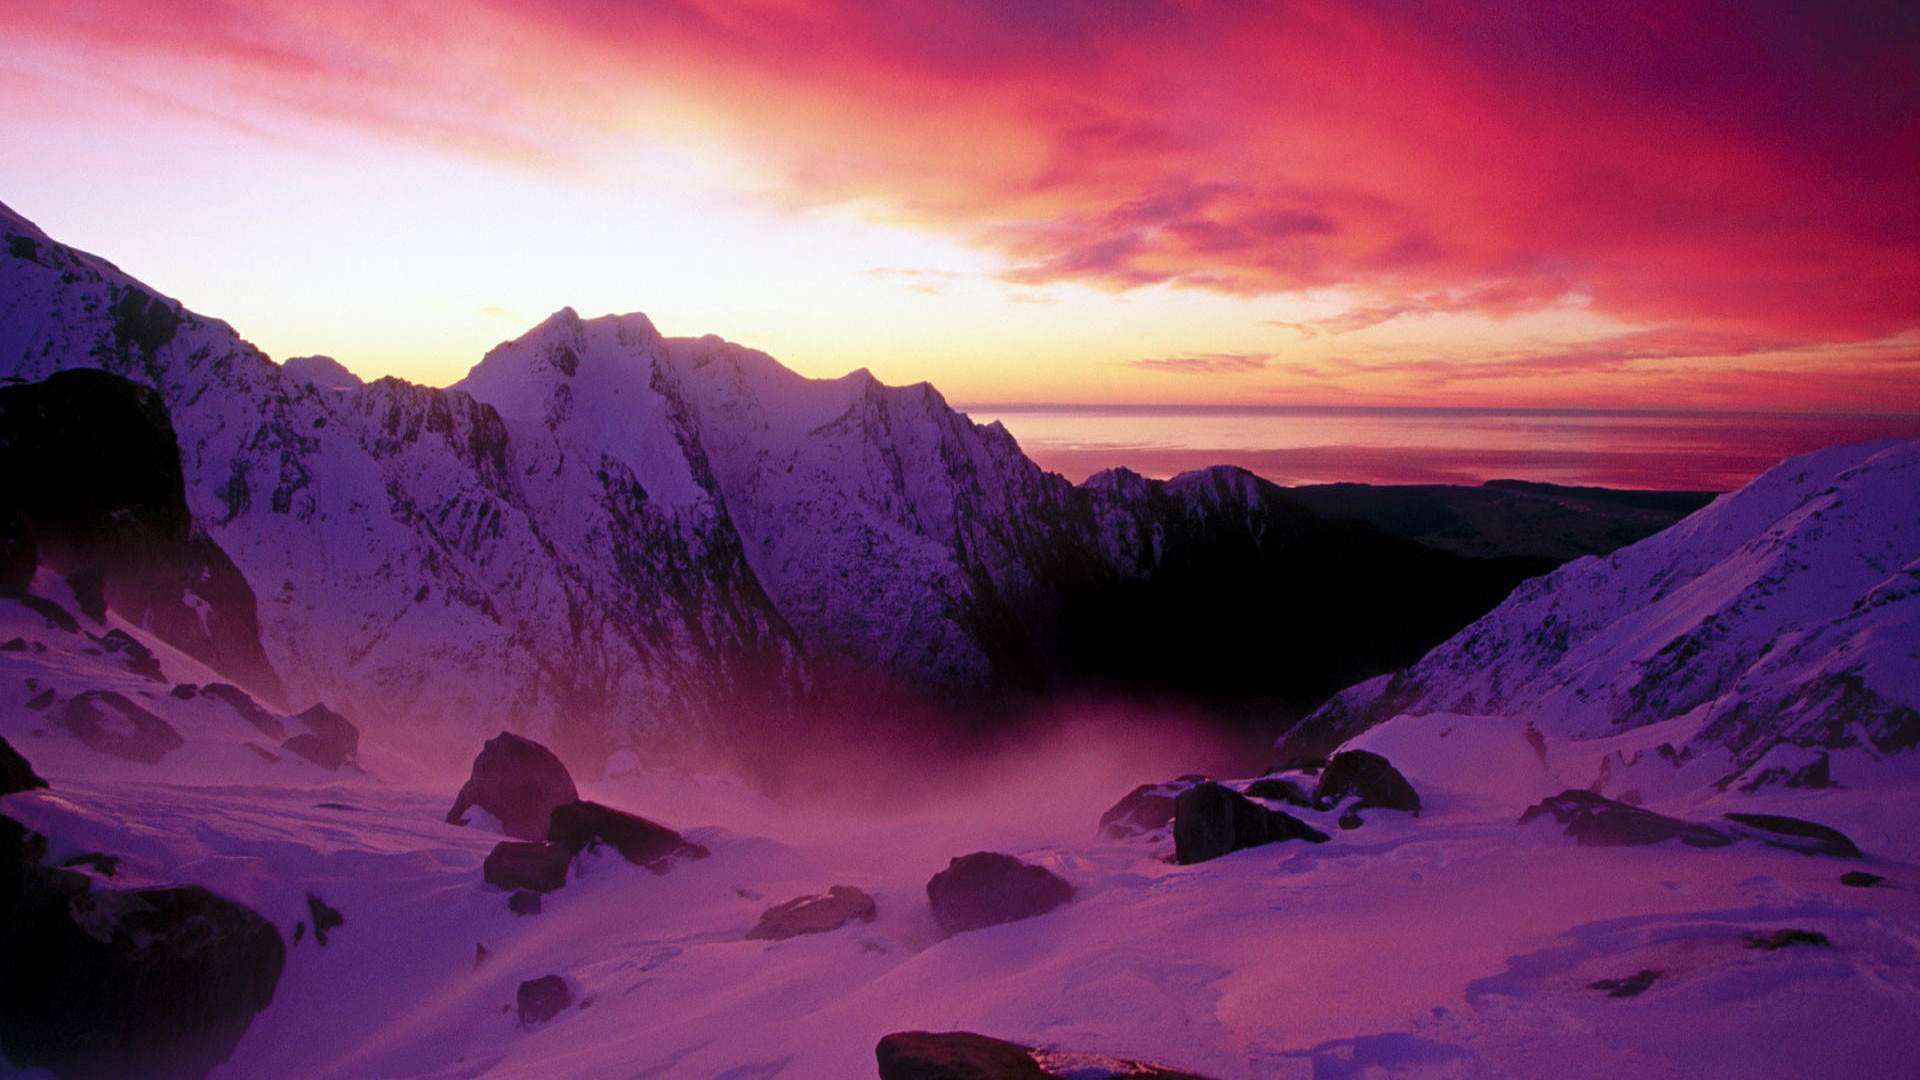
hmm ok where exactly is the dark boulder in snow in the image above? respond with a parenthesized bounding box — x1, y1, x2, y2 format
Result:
(1722, 812, 1862, 859)
(1312, 749, 1420, 813)
(97, 628, 163, 681)
(516, 975, 571, 1025)
(483, 841, 571, 894)
(1097, 776, 1208, 838)
(1173, 782, 1330, 865)
(1587, 969, 1662, 998)
(746, 885, 877, 941)
(875, 1030, 1217, 1079)
(1841, 871, 1887, 888)
(447, 732, 579, 842)
(1242, 776, 1313, 807)
(1, 735, 48, 795)
(280, 702, 358, 770)
(306, 894, 344, 946)
(926, 852, 1074, 936)
(547, 799, 708, 871)
(1520, 790, 1731, 848)
(0, 866, 285, 1080)
(62, 689, 185, 764)
(1745, 928, 1831, 951)
(200, 683, 286, 739)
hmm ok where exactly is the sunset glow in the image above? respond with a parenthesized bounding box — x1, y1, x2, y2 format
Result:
(3, 1, 1916, 411)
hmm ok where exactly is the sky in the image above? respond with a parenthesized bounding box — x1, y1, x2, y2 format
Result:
(2, 1, 1918, 412)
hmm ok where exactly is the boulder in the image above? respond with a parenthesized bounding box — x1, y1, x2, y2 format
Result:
(1841, 871, 1887, 888)
(1241, 777, 1313, 807)
(1745, 928, 1830, 951)
(547, 799, 708, 871)
(875, 1031, 1217, 1080)
(62, 690, 185, 764)
(97, 628, 163, 681)
(306, 894, 344, 946)
(746, 885, 877, 941)
(0, 871, 285, 1080)
(1520, 790, 1731, 848)
(1173, 782, 1330, 865)
(482, 841, 571, 893)
(1588, 969, 1662, 998)
(447, 732, 579, 842)
(926, 853, 1073, 936)
(1, 735, 49, 795)
(200, 683, 285, 739)
(280, 702, 358, 770)
(1097, 778, 1202, 839)
(1722, 812, 1862, 859)
(516, 975, 571, 1025)
(1312, 749, 1421, 813)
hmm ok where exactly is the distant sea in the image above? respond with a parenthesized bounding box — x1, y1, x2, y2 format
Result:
(962, 405, 1920, 491)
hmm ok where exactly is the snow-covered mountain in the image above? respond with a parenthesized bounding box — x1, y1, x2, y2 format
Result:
(1297, 439, 1920, 792)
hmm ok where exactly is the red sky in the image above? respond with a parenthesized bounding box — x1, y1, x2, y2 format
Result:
(3, 1, 1917, 410)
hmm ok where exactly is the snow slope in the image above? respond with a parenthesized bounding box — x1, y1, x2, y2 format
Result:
(1301, 439, 1920, 792)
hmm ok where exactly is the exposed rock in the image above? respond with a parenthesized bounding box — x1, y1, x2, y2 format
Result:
(875, 1031, 1217, 1080)
(1241, 776, 1313, 807)
(1, 735, 49, 795)
(1097, 777, 1205, 839)
(62, 689, 185, 764)
(1, 636, 26, 652)
(547, 799, 707, 871)
(200, 683, 285, 739)
(0, 871, 285, 1080)
(1519, 790, 1731, 848)
(746, 885, 876, 941)
(1173, 782, 1330, 865)
(21, 595, 79, 633)
(1723, 812, 1862, 859)
(447, 732, 579, 842)
(169, 683, 198, 700)
(60, 853, 119, 878)
(306, 894, 344, 946)
(1588, 969, 1662, 998)
(25, 688, 56, 710)
(1338, 813, 1364, 831)
(98, 628, 163, 681)
(509, 890, 543, 916)
(280, 702, 358, 770)
(927, 853, 1074, 936)
(1312, 749, 1420, 813)
(1745, 928, 1831, 951)
(482, 841, 571, 893)
(516, 975, 571, 1025)
(1841, 871, 1887, 888)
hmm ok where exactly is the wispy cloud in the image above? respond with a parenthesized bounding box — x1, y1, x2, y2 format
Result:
(1128, 352, 1272, 375)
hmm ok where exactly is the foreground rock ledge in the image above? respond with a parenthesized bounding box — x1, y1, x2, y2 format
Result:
(447, 731, 579, 842)
(875, 1030, 1216, 1079)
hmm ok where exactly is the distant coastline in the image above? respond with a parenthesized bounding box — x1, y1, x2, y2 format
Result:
(964, 405, 1920, 491)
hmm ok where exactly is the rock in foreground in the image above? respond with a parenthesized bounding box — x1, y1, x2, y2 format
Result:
(1520, 790, 1731, 848)
(1312, 749, 1420, 813)
(482, 841, 572, 894)
(547, 799, 709, 871)
(61, 690, 185, 764)
(1722, 812, 1862, 859)
(1173, 782, 1330, 865)
(0, 735, 48, 795)
(875, 1030, 1215, 1079)
(926, 853, 1073, 936)
(746, 886, 877, 941)
(447, 732, 579, 841)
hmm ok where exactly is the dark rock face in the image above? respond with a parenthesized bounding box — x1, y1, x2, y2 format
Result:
(98, 628, 163, 681)
(516, 975, 571, 1025)
(1841, 871, 1887, 888)
(509, 890, 543, 916)
(547, 799, 708, 870)
(1097, 777, 1206, 839)
(1173, 782, 1330, 865)
(447, 732, 579, 842)
(306, 894, 344, 946)
(280, 702, 358, 770)
(926, 852, 1074, 936)
(0, 868, 285, 1080)
(0, 369, 285, 706)
(482, 842, 571, 894)
(875, 1031, 1217, 1080)
(746, 886, 877, 941)
(201, 683, 285, 739)
(1745, 928, 1831, 951)
(1520, 790, 1731, 848)
(62, 690, 185, 764)
(1, 735, 48, 795)
(1312, 750, 1420, 813)
(1242, 777, 1313, 807)
(1588, 969, 1662, 998)
(1723, 813, 1862, 859)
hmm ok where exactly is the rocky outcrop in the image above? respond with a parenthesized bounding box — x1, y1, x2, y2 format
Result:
(516, 975, 571, 1025)
(546, 800, 708, 871)
(1097, 776, 1206, 839)
(482, 842, 571, 894)
(875, 1031, 1216, 1080)
(926, 853, 1074, 936)
(1173, 782, 1330, 865)
(447, 733, 579, 842)
(62, 690, 185, 764)
(0, 836, 285, 1080)
(0, 736, 47, 795)
(280, 702, 358, 770)
(1520, 791, 1731, 848)
(1722, 813, 1862, 859)
(200, 683, 286, 739)
(1312, 750, 1420, 814)
(745, 886, 876, 941)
